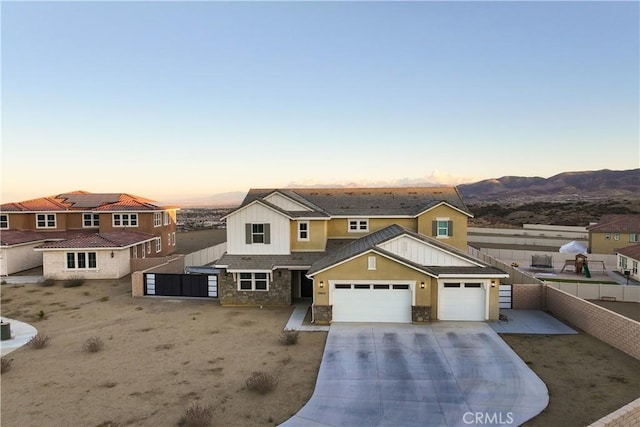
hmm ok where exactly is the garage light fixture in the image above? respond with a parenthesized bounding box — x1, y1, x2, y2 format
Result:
(319, 281, 324, 288)
(420, 282, 425, 289)
(491, 281, 496, 288)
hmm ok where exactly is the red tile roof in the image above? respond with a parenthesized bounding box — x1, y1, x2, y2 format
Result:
(0, 230, 96, 246)
(36, 231, 155, 250)
(0, 191, 173, 212)
(588, 214, 640, 233)
(616, 244, 640, 260)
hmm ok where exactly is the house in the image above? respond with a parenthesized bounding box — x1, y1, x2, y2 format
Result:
(587, 214, 640, 254)
(0, 191, 178, 279)
(214, 187, 508, 323)
(615, 244, 640, 282)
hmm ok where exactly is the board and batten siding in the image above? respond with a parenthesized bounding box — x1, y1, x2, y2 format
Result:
(263, 193, 312, 212)
(378, 236, 475, 267)
(226, 203, 291, 255)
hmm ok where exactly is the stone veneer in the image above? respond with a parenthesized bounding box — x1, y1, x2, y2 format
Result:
(412, 306, 431, 322)
(312, 305, 332, 324)
(219, 269, 292, 305)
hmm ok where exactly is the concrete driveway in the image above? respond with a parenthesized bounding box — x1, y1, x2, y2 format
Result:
(282, 323, 548, 427)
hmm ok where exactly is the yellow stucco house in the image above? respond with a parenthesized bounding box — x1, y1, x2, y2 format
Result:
(215, 187, 508, 323)
(588, 214, 640, 254)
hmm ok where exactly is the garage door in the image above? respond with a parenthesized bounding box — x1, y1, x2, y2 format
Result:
(438, 282, 486, 321)
(332, 283, 412, 323)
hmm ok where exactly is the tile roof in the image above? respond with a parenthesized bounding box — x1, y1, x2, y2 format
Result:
(615, 244, 640, 260)
(1, 191, 172, 212)
(36, 231, 155, 250)
(588, 214, 640, 233)
(240, 187, 471, 217)
(0, 229, 96, 246)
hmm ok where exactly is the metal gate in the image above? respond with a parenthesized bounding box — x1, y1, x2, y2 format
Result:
(499, 284, 512, 309)
(144, 273, 217, 298)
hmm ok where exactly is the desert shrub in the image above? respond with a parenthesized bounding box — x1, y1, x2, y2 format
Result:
(41, 278, 56, 287)
(278, 329, 299, 346)
(64, 278, 84, 288)
(246, 371, 278, 394)
(1, 357, 13, 373)
(28, 333, 51, 349)
(83, 336, 104, 353)
(177, 402, 213, 427)
(37, 310, 46, 320)
(100, 296, 110, 302)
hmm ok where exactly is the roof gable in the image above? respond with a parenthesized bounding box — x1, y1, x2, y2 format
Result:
(378, 235, 479, 267)
(263, 191, 313, 212)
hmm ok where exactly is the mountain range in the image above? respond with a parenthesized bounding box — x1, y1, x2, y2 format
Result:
(164, 168, 639, 207)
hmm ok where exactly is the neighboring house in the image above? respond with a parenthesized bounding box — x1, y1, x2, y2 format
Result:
(214, 187, 508, 323)
(587, 214, 640, 254)
(0, 191, 178, 278)
(615, 244, 640, 282)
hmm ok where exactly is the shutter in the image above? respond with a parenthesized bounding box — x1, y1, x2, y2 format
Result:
(448, 221, 453, 236)
(432, 220, 437, 236)
(245, 223, 252, 244)
(264, 224, 271, 244)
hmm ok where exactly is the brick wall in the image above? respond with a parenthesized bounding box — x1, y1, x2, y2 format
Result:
(588, 397, 640, 427)
(512, 283, 545, 309)
(545, 286, 640, 360)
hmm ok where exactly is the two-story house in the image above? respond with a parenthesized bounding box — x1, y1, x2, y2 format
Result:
(214, 187, 507, 323)
(0, 191, 178, 279)
(587, 214, 640, 254)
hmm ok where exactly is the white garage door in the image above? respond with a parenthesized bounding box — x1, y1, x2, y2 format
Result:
(332, 283, 412, 323)
(438, 282, 486, 321)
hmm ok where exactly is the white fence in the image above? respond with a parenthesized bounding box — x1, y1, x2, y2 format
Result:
(544, 281, 640, 303)
(184, 243, 227, 267)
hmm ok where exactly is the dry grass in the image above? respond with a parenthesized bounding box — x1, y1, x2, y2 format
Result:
(28, 333, 51, 349)
(246, 371, 278, 395)
(278, 329, 300, 345)
(82, 336, 104, 353)
(1, 357, 13, 373)
(177, 402, 213, 427)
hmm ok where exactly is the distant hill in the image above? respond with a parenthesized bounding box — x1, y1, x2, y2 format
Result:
(458, 169, 639, 203)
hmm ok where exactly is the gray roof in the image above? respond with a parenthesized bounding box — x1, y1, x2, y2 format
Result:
(307, 224, 507, 278)
(215, 252, 327, 271)
(239, 187, 471, 217)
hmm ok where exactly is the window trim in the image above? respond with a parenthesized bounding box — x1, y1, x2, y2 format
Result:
(237, 272, 270, 291)
(113, 213, 138, 227)
(605, 233, 611, 240)
(348, 218, 369, 233)
(154, 212, 162, 227)
(630, 233, 639, 243)
(36, 213, 56, 229)
(164, 211, 170, 226)
(297, 221, 309, 241)
(155, 237, 162, 253)
(368, 256, 376, 270)
(65, 251, 98, 270)
(0, 214, 8, 229)
(82, 213, 100, 228)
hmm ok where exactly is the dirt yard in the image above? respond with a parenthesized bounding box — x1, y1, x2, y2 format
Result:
(0, 280, 326, 427)
(502, 333, 640, 427)
(587, 300, 640, 322)
(175, 228, 227, 254)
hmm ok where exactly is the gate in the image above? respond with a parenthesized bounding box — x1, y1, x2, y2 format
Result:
(144, 273, 217, 298)
(499, 284, 512, 309)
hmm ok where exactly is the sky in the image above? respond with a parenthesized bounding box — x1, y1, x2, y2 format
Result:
(2, 1, 638, 203)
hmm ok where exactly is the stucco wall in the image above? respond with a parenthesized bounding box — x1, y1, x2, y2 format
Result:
(42, 249, 131, 280)
(1, 242, 45, 275)
(417, 205, 468, 251)
(290, 220, 328, 251)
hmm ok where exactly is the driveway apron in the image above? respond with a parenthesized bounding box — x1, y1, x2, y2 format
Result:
(282, 322, 548, 427)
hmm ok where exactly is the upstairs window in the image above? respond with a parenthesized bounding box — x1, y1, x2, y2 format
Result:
(348, 219, 368, 233)
(37, 213, 56, 229)
(164, 211, 170, 225)
(113, 213, 138, 227)
(0, 214, 8, 229)
(630, 233, 638, 243)
(83, 213, 99, 228)
(245, 223, 271, 244)
(298, 221, 309, 241)
(605, 233, 611, 240)
(154, 212, 162, 227)
(433, 219, 453, 238)
(614, 233, 620, 241)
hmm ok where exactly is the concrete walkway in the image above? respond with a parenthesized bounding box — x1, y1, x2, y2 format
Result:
(282, 322, 548, 427)
(0, 317, 38, 356)
(284, 301, 330, 332)
(489, 310, 577, 335)
(1, 276, 43, 285)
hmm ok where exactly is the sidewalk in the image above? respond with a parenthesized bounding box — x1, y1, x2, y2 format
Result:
(1, 317, 38, 356)
(284, 301, 329, 332)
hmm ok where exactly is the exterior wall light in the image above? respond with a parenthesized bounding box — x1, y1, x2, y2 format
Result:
(319, 281, 324, 288)
(110, 251, 114, 258)
(491, 281, 496, 288)
(420, 282, 425, 289)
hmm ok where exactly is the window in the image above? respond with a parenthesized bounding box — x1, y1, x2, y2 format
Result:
(348, 219, 368, 233)
(172, 232, 176, 246)
(620, 257, 628, 269)
(238, 272, 269, 291)
(614, 233, 620, 241)
(245, 223, 270, 244)
(444, 283, 461, 288)
(354, 284, 370, 289)
(393, 284, 409, 290)
(433, 219, 452, 238)
(0, 214, 8, 229)
(368, 256, 376, 270)
(66, 252, 97, 269)
(113, 213, 138, 227)
(146, 241, 151, 253)
(630, 234, 639, 243)
(141, 244, 146, 259)
(335, 284, 352, 289)
(465, 283, 482, 288)
(36, 213, 56, 228)
(298, 221, 309, 241)
(154, 212, 162, 227)
(164, 212, 170, 225)
(373, 284, 389, 289)
(83, 213, 99, 228)
(132, 246, 137, 259)
(605, 233, 611, 240)
(156, 237, 162, 253)
(633, 261, 638, 275)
